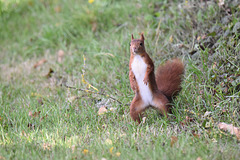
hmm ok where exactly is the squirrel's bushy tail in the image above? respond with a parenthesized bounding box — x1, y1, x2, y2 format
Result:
(156, 59, 184, 101)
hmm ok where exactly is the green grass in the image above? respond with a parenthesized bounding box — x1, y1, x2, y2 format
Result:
(0, 0, 240, 159)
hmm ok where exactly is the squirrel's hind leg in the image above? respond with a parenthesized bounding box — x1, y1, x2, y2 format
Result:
(130, 96, 147, 124)
(151, 93, 169, 118)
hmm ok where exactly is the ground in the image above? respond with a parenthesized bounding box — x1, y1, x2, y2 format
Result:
(0, 0, 240, 159)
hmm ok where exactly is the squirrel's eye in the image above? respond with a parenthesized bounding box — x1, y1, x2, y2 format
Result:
(140, 43, 143, 46)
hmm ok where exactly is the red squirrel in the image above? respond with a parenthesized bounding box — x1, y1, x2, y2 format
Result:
(129, 33, 184, 123)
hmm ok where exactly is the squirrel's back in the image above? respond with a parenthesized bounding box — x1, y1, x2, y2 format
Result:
(156, 59, 184, 100)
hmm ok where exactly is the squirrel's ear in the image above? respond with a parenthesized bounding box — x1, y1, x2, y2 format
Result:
(131, 34, 134, 40)
(140, 33, 144, 41)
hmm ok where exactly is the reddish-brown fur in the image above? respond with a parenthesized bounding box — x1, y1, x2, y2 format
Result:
(129, 33, 184, 123)
(156, 59, 184, 100)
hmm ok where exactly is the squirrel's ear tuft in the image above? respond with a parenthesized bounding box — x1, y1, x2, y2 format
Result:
(140, 33, 144, 41)
(131, 34, 134, 40)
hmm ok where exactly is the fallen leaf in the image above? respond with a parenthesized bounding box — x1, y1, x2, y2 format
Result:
(83, 149, 89, 155)
(169, 35, 173, 43)
(29, 111, 41, 118)
(222, 109, 227, 113)
(177, 44, 185, 48)
(98, 106, 108, 115)
(67, 96, 79, 103)
(199, 90, 204, 94)
(218, 122, 240, 140)
(33, 111, 41, 117)
(91, 21, 97, 32)
(0, 156, 6, 160)
(218, 0, 224, 7)
(31, 92, 43, 98)
(220, 82, 224, 87)
(224, 87, 228, 93)
(105, 138, 112, 145)
(212, 62, 217, 69)
(43, 143, 51, 150)
(21, 130, 27, 137)
(203, 111, 212, 117)
(34, 59, 47, 68)
(170, 136, 178, 147)
(212, 138, 217, 143)
(192, 133, 200, 138)
(54, 6, 61, 13)
(142, 117, 146, 124)
(71, 145, 76, 153)
(109, 147, 114, 154)
(197, 36, 201, 41)
(29, 111, 33, 117)
(201, 35, 207, 40)
(196, 157, 202, 160)
(57, 50, 64, 62)
(115, 152, 121, 157)
(109, 107, 116, 111)
(88, 0, 94, 4)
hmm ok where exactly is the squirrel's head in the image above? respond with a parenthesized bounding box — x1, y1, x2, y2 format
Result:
(130, 33, 145, 55)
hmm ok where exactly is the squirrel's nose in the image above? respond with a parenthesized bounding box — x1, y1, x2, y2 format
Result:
(132, 47, 138, 53)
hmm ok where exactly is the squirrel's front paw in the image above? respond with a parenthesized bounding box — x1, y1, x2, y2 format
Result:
(143, 78, 149, 85)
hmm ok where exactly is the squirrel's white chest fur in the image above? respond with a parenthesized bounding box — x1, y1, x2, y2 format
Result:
(131, 55, 153, 105)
